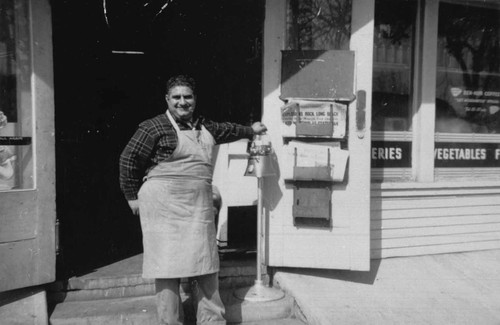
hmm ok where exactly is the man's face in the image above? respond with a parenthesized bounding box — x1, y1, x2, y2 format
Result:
(166, 86, 196, 122)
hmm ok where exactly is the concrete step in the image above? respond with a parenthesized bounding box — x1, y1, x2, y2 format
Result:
(49, 254, 261, 303)
(50, 289, 305, 325)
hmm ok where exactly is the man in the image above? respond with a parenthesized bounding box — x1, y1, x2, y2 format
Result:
(119, 75, 267, 324)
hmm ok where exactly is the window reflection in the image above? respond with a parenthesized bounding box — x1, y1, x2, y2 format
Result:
(287, 0, 352, 50)
(372, 0, 417, 132)
(436, 2, 500, 134)
(0, 1, 18, 122)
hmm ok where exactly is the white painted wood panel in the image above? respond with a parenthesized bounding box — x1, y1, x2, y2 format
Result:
(0, 191, 37, 243)
(372, 184, 500, 197)
(372, 232, 500, 250)
(372, 195, 500, 210)
(371, 187, 500, 259)
(372, 240, 500, 259)
(0, 0, 56, 292)
(372, 223, 500, 239)
(373, 214, 500, 229)
(0, 240, 38, 291)
(372, 205, 499, 219)
(272, 233, 350, 269)
(264, 0, 373, 271)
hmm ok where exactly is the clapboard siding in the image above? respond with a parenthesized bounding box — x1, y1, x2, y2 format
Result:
(372, 205, 499, 219)
(372, 232, 500, 249)
(372, 214, 500, 229)
(372, 240, 500, 259)
(370, 187, 500, 259)
(372, 222, 500, 239)
(372, 195, 500, 210)
(373, 186, 500, 197)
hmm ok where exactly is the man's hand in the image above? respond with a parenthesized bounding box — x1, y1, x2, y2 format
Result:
(251, 122, 267, 135)
(128, 200, 140, 216)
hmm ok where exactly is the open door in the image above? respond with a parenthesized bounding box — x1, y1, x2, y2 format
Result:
(0, 0, 56, 292)
(262, 0, 373, 271)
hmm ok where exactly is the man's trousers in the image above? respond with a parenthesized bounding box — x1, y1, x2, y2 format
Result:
(155, 272, 226, 325)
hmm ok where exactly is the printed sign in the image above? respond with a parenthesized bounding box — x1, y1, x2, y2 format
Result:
(449, 87, 500, 114)
(0, 136, 32, 146)
(281, 100, 347, 138)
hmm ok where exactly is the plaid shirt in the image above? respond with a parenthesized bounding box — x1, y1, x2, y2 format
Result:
(119, 112, 254, 200)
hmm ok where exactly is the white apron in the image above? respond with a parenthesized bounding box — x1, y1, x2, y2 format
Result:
(138, 110, 218, 279)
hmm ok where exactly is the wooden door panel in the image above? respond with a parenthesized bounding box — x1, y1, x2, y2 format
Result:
(0, 240, 38, 292)
(262, 0, 373, 271)
(0, 191, 37, 243)
(0, 0, 55, 293)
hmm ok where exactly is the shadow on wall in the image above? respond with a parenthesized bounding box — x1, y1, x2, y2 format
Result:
(276, 259, 382, 285)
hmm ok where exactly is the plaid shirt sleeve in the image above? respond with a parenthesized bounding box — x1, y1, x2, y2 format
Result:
(119, 123, 158, 201)
(203, 119, 255, 144)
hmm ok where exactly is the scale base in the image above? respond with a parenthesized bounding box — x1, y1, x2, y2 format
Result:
(233, 280, 285, 302)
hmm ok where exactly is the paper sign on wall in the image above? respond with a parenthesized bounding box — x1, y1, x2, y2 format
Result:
(282, 141, 349, 182)
(281, 100, 347, 138)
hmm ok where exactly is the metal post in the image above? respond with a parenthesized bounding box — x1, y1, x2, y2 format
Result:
(234, 174, 284, 302)
(256, 177, 263, 284)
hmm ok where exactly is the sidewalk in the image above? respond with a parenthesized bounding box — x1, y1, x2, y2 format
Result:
(274, 249, 500, 325)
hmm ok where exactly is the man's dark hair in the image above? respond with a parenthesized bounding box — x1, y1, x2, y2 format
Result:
(166, 75, 196, 94)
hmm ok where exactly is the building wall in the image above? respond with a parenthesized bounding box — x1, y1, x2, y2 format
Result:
(371, 183, 500, 259)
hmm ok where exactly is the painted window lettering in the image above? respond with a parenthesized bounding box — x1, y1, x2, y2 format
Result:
(371, 147, 403, 160)
(434, 148, 486, 160)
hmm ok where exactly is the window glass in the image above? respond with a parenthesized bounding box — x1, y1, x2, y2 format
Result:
(435, 1, 500, 175)
(0, 0, 33, 190)
(371, 0, 417, 181)
(286, 0, 352, 50)
(372, 0, 417, 132)
(436, 2, 500, 134)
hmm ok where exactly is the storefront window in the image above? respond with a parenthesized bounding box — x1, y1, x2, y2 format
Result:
(371, 0, 417, 181)
(435, 1, 500, 177)
(286, 0, 352, 50)
(0, 0, 33, 190)
(372, 0, 416, 132)
(435, 2, 500, 134)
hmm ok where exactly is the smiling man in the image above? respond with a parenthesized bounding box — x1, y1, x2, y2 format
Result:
(166, 84, 196, 123)
(119, 75, 266, 325)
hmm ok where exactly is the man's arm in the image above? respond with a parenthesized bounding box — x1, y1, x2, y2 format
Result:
(119, 124, 156, 205)
(204, 120, 267, 145)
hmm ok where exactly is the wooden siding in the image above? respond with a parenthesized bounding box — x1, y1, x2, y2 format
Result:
(370, 187, 500, 259)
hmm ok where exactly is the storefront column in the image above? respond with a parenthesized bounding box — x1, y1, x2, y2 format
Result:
(413, 0, 438, 181)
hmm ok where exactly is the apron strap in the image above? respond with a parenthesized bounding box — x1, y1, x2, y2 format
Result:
(166, 110, 181, 133)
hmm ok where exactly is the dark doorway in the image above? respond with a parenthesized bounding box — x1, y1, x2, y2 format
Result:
(52, 0, 264, 277)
